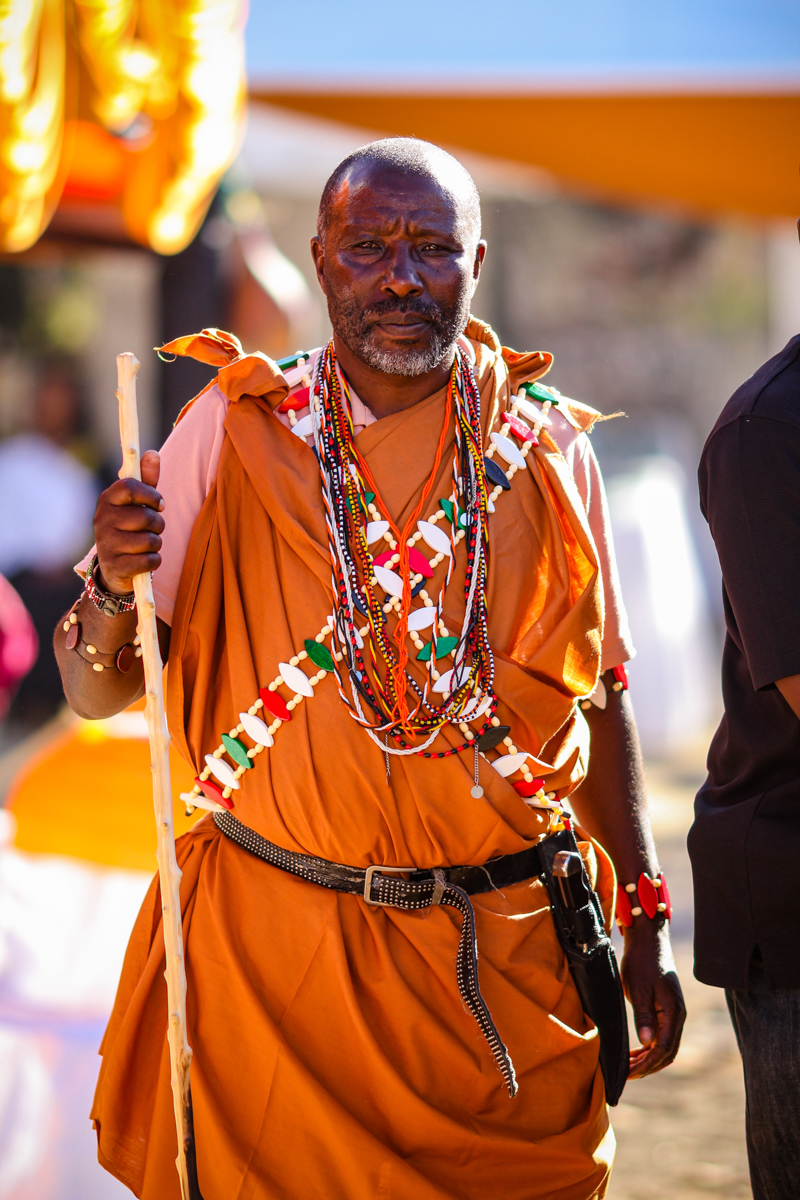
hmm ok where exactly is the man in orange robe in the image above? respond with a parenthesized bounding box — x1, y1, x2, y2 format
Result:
(57, 138, 684, 1199)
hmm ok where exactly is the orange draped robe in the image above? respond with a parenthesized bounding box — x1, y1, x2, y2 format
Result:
(91, 320, 616, 1199)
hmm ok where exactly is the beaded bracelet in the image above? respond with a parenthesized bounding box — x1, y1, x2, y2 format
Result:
(85, 554, 136, 618)
(615, 871, 672, 930)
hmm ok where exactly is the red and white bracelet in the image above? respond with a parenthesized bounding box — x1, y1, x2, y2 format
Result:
(616, 871, 672, 930)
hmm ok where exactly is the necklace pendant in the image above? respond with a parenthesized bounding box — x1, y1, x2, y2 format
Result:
(471, 742, 484, 798)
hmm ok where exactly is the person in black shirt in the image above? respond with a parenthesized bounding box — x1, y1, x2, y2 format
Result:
(690, 329, 800, 1200)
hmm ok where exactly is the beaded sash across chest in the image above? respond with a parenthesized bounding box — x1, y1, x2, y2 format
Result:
(182, 342, 572, 828)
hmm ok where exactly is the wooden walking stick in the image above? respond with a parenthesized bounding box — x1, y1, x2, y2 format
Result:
(116, 352, 203, 1200)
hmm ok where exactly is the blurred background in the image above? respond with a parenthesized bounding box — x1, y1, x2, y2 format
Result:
(0, 1, 797, 1196)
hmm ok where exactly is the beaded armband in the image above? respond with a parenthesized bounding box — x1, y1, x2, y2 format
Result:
(615, 871, 672, 931)
(85, 554, 136, 618)
(580, 664, 628, 712)
(61, 603, 142, 673)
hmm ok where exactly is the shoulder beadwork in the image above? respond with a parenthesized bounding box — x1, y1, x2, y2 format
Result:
(275, 350, 317, 428)
(520, 381, 602, 435)
(275, 351, 313, 373)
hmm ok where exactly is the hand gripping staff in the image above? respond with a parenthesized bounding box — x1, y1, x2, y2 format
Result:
(116, 353, 203, 1200)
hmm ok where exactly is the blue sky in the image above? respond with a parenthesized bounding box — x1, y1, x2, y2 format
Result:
(245, 0, 800, 86)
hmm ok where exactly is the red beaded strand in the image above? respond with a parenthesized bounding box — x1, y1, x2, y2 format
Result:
(313, 341, 495, 757)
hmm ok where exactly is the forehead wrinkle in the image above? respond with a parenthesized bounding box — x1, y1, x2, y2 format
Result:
(334, 162, 470, 212)
(338, 206, 461, 240)
(331, 189, 468, 249)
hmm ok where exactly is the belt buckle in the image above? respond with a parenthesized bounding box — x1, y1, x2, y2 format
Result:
(363, 864, 416, 906)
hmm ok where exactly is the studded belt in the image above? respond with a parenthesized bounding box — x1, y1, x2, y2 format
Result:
(212, 810, 551, 1097)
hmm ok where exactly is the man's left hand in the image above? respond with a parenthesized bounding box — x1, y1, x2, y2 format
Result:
(621, 922, 686, 1078)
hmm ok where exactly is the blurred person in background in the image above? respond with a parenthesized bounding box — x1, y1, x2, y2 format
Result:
(689, 227, 800, 1200)
(58, 139, 683, 1199)
(0, 574, 37, 721)
(0, 357, 98, 725)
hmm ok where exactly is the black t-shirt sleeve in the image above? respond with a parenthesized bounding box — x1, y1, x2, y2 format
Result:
(701, 415, 800, 691)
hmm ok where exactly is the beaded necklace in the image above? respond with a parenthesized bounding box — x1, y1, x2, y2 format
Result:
(181, 354, 571, 826)
(314, 341, 493, 758)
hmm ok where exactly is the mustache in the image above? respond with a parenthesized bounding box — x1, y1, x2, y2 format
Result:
(360, 298, 444, 325)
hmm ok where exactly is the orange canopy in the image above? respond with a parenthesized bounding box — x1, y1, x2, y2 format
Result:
(253, 89, 800, 220)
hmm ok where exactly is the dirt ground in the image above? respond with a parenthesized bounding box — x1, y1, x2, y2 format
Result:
(608, 748, 751, 1200)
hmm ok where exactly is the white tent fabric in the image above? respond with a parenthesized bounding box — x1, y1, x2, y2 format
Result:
(0, 814, 150, 1199)
(605, 458, 720, 757)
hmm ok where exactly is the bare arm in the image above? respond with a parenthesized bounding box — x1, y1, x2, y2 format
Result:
(55, 450, 171, 719)
(570, 674, 686, 1078)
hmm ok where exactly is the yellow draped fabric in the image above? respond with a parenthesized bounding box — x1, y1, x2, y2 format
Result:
(6, 701, 199, 871)
(0, 0, 246, 254)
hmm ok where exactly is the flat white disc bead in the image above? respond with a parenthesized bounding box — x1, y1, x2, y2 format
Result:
(515, 395, 553, 427)
(416, 520, 452, 557)
(238, 711, 274, 747)
(490, 432, 527, 469)
(373, 564, 404, 597)
(407, 607, 437, 631)
(279, 662, 314, 698)
(291, 413, 315, 439)
(366, 520, 389, 544)
(204, 754, 240, 789)
(491, 751, 531, 778)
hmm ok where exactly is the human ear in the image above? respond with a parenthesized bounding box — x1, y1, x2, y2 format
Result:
(310, 236, 328, 295)
(469, 241, 487, 297)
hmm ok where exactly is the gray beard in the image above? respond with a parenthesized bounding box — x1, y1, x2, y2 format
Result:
(357, 342, 450, 377)
(327, 286, 472, 377)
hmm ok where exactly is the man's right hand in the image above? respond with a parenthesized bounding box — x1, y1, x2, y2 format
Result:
(56, 447, 171, 720)
(94, 449, 165, 594)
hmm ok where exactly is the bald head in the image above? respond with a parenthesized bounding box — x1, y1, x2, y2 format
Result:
(317, 137, 481, 248)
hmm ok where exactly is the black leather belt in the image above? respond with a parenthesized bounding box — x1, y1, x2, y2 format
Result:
(213, 810, 549, 1097)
